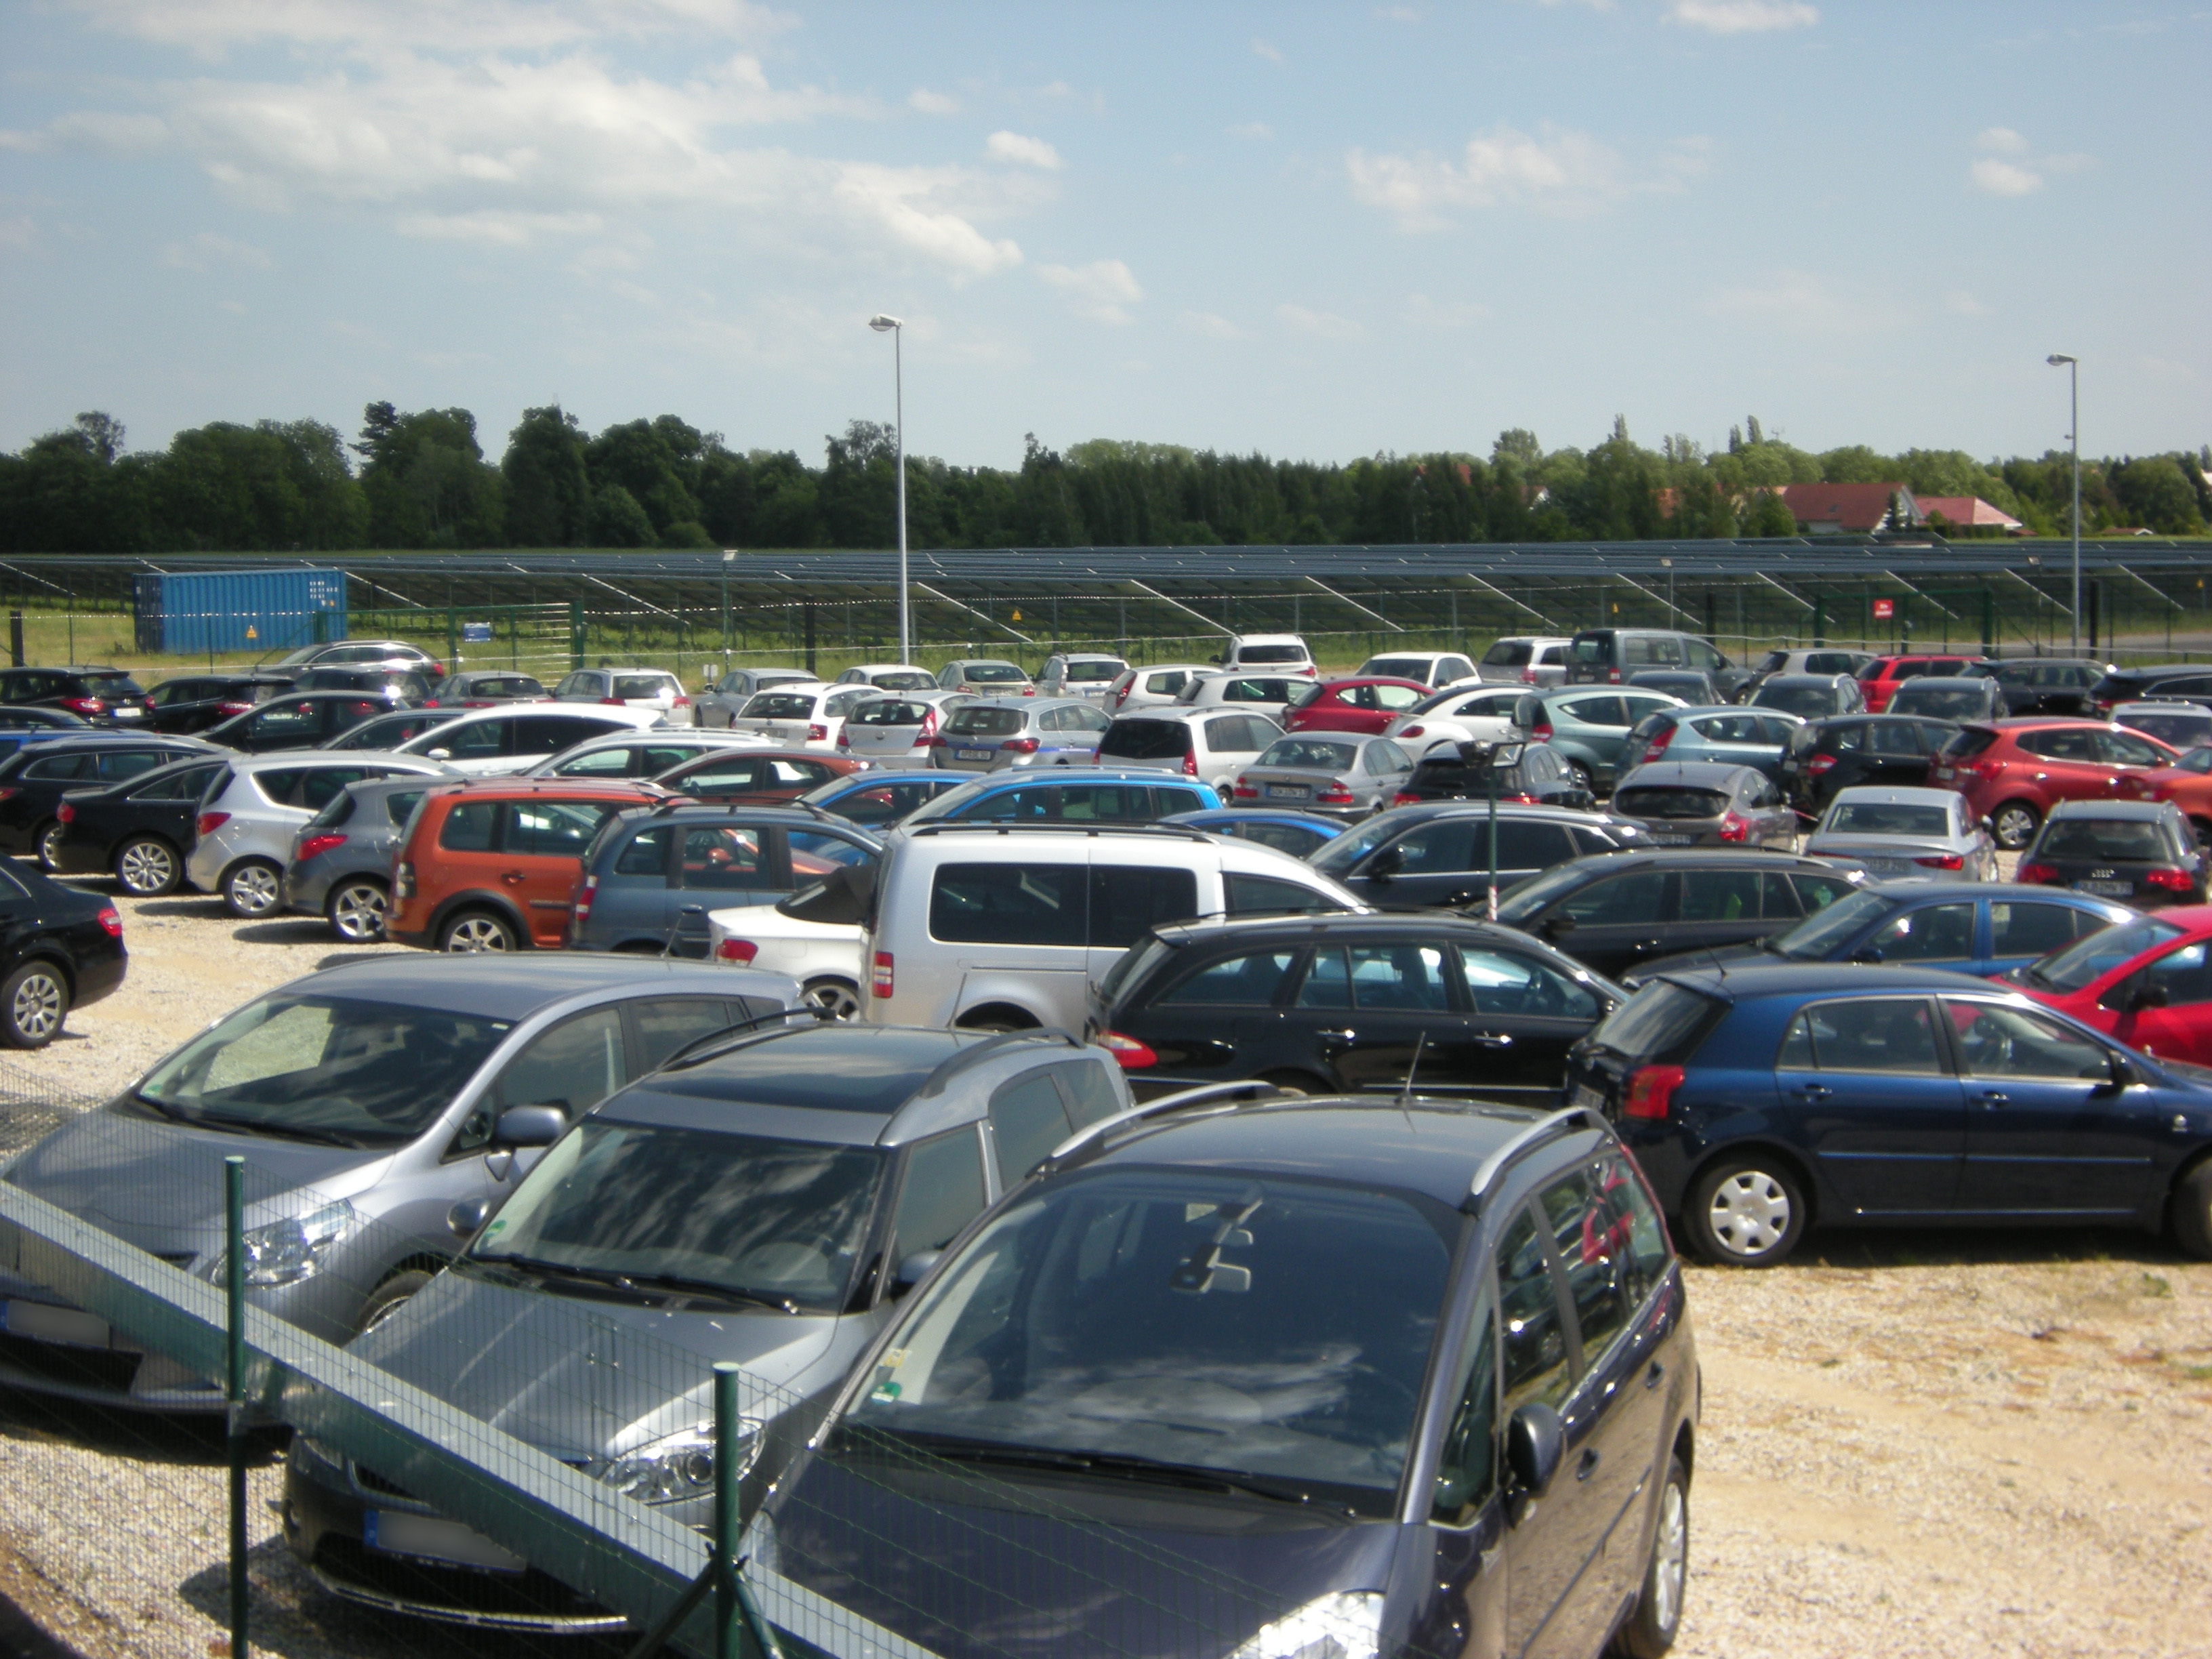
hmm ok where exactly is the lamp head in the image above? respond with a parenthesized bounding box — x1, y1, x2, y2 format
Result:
(869, 314, 903, 333)
(2046, 353, 2076, 366)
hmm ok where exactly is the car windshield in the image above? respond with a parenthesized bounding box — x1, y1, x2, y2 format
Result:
(472, 1122, 883, 1315)
(1582, 981, 1723, 1062)
(839, 1166, 1451, 1513)
(1099, 719, 1189, 760)
(134, 994, 510, 1145)
(962, 664, 1027, 684)
(1891, 684, 1985, 718)
(2026, 916, 2184, 992)
(1825, 803, 1951, 837)
(1063, 661, 1124, 682)
(2038, 819, 2172, 861)
(1360, 659, 1430, 680)
(1258, 737, 1356, 771)
(948, 707, 1025, 738)
(1755, 683, 1839, 717)
(1234, 644, 1307, 665)
(329, 711, 458, 750)
(1309, 817, 1401, 872)
(871, 672, 937, 691)
(1614, 786, 1729, 820)
(613, 675, 672, 699)
(1765, 888, 1897, 960)
(849, 699, 932, 728)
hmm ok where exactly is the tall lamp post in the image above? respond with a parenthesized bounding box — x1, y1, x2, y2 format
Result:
(2047, 353, 2080, 654)
(869, 314, 911, 665)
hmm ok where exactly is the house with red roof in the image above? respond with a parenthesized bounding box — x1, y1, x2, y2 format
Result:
(1774, 483, 1922, 535)
(1916, 495, 2025, 535)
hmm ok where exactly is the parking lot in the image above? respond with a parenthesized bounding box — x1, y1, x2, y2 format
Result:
(0, 876, 2207, 1657)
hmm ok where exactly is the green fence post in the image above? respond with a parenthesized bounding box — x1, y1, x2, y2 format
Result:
(447, 607, 458, 672)
(224, 1155, 249, 1659)
(1982, 586, 1995, 657)
(714, 1362, 741, 1659)
(571, 601, 586, 672)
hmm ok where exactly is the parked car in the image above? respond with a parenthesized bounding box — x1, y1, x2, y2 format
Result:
(728, 683, 881, 753)
(1092, 911, 1624, 1101)
(1496, 850, 1866, 978)
(295, 665, 433, 704)
(1929, 718, 2179, 851)
(695, 665, 817, 727)
(1380, 683, 1529, 758)
(1104, 662, 1216, 712)
(1742, 648, 1877, 697)
(1158, 807, 1347, 859)
(1626, 668, 1725, 705)
(1350, 650, 1479, 689)
(1172, 672, 1313, 715)
(758, 1092, 1700, 1659)
(931, 696, 1112, 772)
(49, 753, 232, 895)
(1232, 733, 1414, 818)
(1281, 676, 1431, 737)
(832, 663, 938, 693)
(861, 821, 1361, 1031)
(1568, 964, 2212, 1266)
(1476, 633, 1574, 687)
(795, 770, 966, 828)
(838, 692, 964, 771)
(426, 670, 549, 707)
(2116, 701, 2212, 755)
(388, 705, 667, 777)
(319, 707, 468, 753)
(1856, 653, 1985, 714)
(1214, 632, 1317, 676)
(2015, 800, 2207, 908)
(1750, 673, 1864, 722)
(204, 691, 392, 752)
(1627, 705, 1801, 785)
(647, 747, 861, 806)
(57, 666, 153, 724)
(707, 881, 873, 1020)
(0, 706, 90, 733)
(1967, 657, 2108, 718)
(387, 778, 671, 951)
(1307, 800, 1650, 909)
(520, 729, 770, 781)
(0, 954, 800, 1410)
(2087, 662, 2212, 714)
(934, 658, 1033, 697)
(0, 666, 123, 723)
(1095, 708, 1280, 792)
(0, 861, 122, 1046)
(568, 804, 882, 953)
(1514, 687, 1687, 794)
(1626, 881, 2128, 986)
(268, 639, 443, 681)
(282, 775, 450, 943)
(1609, 762, 1798, 849)
(285, 1022, 1130, 1629)
(189, 753, 457, 918)
(1392, 741, 1594, 812)
(1566, 627, 1749, 697)
(0, 734, 216, 867)
(552, 666, 693, 726)
(1884, 676, 2005, 724)
(1033, 653, 1130, 699)
(901, 768, 1221, 829)
(2005, 907, 2212, 1068)
(1801, 786, 1999, 881)
(1781, 714, 1961, 818)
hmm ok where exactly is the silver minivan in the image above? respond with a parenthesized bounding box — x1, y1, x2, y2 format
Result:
(932, 697, 1110, 772)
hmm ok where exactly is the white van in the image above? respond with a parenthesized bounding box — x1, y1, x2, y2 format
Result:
(859, 821, 1364, 1031)
(1216, 634, 1317, 676)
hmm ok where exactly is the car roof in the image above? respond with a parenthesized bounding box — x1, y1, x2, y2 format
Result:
(1762, 673, 1851, 687)
(1665, 703, 1798, 722)
(1162, 808, 1343, 830)
(226, 749, 438, 771)
(441, 776, 668, 797)
(1152, 912, 1545, 949)
(1649, 962, 2032, 1002)
(1367, 799, 1605, 823)
(2044, 799, 2175, 821)
(1315, 676, 1430, 690)
(1618, 761, 1758, 786)
(2119, 700, 2212, 712)
(604, 801, 882, 833)
(295, 953, 760, 1019)
(1057, 653, 1128, 663)
(1826, 785, 1961, 806)
(1555, 848, 1844, 872)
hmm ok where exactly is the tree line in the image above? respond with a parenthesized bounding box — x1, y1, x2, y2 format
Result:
(1, 403, 2205, 556)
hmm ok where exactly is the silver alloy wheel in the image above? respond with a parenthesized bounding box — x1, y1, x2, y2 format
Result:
(445, 914, 514, 952)
(225, 861, 282, 916)
(117, 838, 177, 895)
(802, 979, 862, 1021)
(1992, 804, 2039, 851)
(328, 881, 388, 943)
(1705, 1169, 1793, 1258)
(36, 821, 62, 871)
(1650, 1476, 1688, 1635)
(11, 970, 63, 1043)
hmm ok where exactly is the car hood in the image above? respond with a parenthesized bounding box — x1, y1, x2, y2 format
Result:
(762, 1448, 1403, 1659)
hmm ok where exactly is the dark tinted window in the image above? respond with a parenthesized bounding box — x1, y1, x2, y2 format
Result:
(2037, 819, 2172, 861)
(1431, 1276, 1500, 1524)
(1090, 866, 1200, 947)
(1677, 867, 1766, 922)
(516, 715, 607, 754)
(1791, 871, 1859, 912)
(631, 999, 731, 1071)
(20, 753, 89, 780)
(1225, 872, 1344, 916)
(438, 801, 498, 851)
(1585, 981, 1722, 1063)
(989, 1071, 1074, 1187)
(1537, 1169, 1631, 1369)
(893, 1130, 990, 1264)
(1559, 868, 1668, 924)
(1497, 1208, 1572, 1410)
(1990, 900, 2094, 958)
(95, 749, 169, 782)
(930, 863, 1088, 945)
(1160, 947, 1300, 1006)
(613, 825, 670, 878)
(1099, 719, 1190, 761)
(2017, 728, 2097, 762)
(1779, 997, 1944, 1074)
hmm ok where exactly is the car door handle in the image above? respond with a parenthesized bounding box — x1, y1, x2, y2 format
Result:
(500, 870, 528, 884)
(1576, 1449, 1601, 1481)
(1630, 939, 1662, 954)
(1795, 1082, 1834, 1099)
(1645, 1361, 1665, 1391)
(1980, 1090, 2009, 1106)
(1471, 1031, 1515, 1048)
(1315, 1028, 1356, 1044)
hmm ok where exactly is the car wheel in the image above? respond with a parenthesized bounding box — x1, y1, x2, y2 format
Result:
(33, 820, 64, 873)
(2172, 1160, 2212, 1259)
(439, 909, 518, 952)
(325, 878, 390, 944)
(114, 836, 182, 897)
(220, 859, 283, 918)
(1990, 801, 2041, 851)
(1685, 1158, 1805, 1267)
(1611, 1454, 1689, 1658)
(801, 977, 863, 1021)
(0, 961, 68, 1049)
(355, 1269, 435, 1338)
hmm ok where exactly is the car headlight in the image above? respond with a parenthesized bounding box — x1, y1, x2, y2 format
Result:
(238, 1200, 355, 1287)
(1226, 1592, 1385, 1659)
(601, 1418, 762, 1507)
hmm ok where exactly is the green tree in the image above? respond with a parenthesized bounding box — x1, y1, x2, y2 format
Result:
(589, 485, 655, 548)
(502, 405, 592, 547)
(354, 403, 505, 547)
(2110, 456, 2204, 533)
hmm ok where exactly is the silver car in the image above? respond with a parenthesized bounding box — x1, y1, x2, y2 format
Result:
(554, 667, 695, 726)
(696, 666, 817, 728)
(832, 663, 938, 693)
(1172, 672, 1311, 715)
(1477, 635, 1573, 687)
(520, 728, 773, 781)
(727, 683, 880, 752)
(281, 774, 450, 942)
(1104, 662, 1216, 712)
(1803, 785, 2000, 882)
(0, 954, 804, 1409)
(934, 658, 1034, 697)
(932, 696, 1111, 771)
(1035, 653, 1130, 699)
(1233, 732, 1415, 817)
(1608, 760, 1799, 849)
(838, 690, 970, 770)
(1095, 707, 1281, 792)
(188, 752, 457, 917)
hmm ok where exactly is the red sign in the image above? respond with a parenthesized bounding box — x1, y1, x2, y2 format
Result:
(1872, 598, 1896, 620)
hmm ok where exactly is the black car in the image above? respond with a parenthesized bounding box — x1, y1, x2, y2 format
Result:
(427, 670, 548, 706)
(2018, 800, 2208, 909)
(319, 706, 468, 752)
(295, 665, 434, 703)
(1394, 741, 1595, 811)
(1494, 849, 1866, 979)
(1090, 912, 1623, 1103)
(204, 691, 391, 752)
(1780, 714, 1960, 817)
(49, 753, 232, 895)
(60, 665, 152, 725)
(758, 1093, 1700, 1659)
(143, 673, 294, 735)
(0, 667, 117, 724)
(2089, 662, 2212, 715)
(0, 736, 216, 867)
(1969, 657, 2107, 717)
(1308, 801, 1652, 909)
(0, 859, 126, 1047)
(0, 707, 90, 733)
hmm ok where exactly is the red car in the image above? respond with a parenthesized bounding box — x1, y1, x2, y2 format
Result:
(1929, 718, 2179, 851)
(1281, 677, 1430, 736)
(2006, 905, 2212, 1067)
(1858, 653, 1986, 714)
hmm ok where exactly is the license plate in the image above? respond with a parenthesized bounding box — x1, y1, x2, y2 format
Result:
(1266, 785, 1308, 799)
(1933, 767, 1954, 780)
(1, 1300, 110, 1348)
(364, 1511, 527, 1574)
(110, 708, 141, 720)
(1864, 857, 1910, 874)
(1651, 833, 1693, 845)
(1570, 1082, 1606, 1113)
(2076, 879, 2131, 895)
(958, 749, 994, 762)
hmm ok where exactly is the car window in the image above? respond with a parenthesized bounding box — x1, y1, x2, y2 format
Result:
(612, 825, 670, 878)
(1866, 902, 1973, 962)
(442, 717, 512, 758)
(95, 749, 169, 782)
(788, 830, 876, 882)
(630, 998, 731, 1071)
(504, 800, 611, 859)
(298, 766, 371, 811)
(1946, 1001, 2112, 1082)
(557, 746, 637, 777)
(1563, 695, 1627, 729)
(1300, 943, 1453, 1011)
(893, 1128, 991, 1266)
(1559, 869, 1668, 924)
(679, 825, 772, 890)
(516, 715, 607, 755)
(1090, 866, 1200, 947)
(1756, 872, 1803, 919)
(1050, 1060, 1123, 1130)
(989, 1070, 1075, 1187)
(20, 753, 89, 781)
(1458, 948, 1599, 1020)
(1778, 997, 1944, 1075)
(2018, 729, 2097, 762)
(1159, 948, 1300, 1006)
(930, 862, 1088, 946)
(1536, 1169, 1631, 1371)
(2134, 941, 2212, 1007)
(1430, 1274, 1501, 1525)
(131, 765, 219, 801)
(674, 757, 766, 793)
(1790, 872, 1858, 912)
(1225, 872, 1344, 916)
(2097, 730, 2168, 767)
(438, 799, 498, 851)
(495, 1006, 628, 1115)
(1677, 867, 1765, 922)
(250, 701, 324, 741)
(1497, 1207, 1573, 1411)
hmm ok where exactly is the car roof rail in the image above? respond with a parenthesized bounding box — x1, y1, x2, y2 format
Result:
(905, 820, 1218, 844)
(656, 1004, 832, 1071)
(916, 1027, 1086, 1096)
(1042, 1078, 1299, 1172)
(1462, 1106, 1602, 1211)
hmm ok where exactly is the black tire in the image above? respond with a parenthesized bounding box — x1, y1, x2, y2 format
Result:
(114, 835, 182, 897)
(438, 909, 519, 952)
(0, 960, 69, 1049)
(220, 858, 283, 919)
(324, 877, 390, 944)
(33, 820, 63, 874)
(2172, 1160, 2212, 1260)
(355, 1269, 435, 1338)
(1990, 800, 2041, 852)
(1683, 1158, 1807, 1267)
(1610, 1454, 1690, 1658)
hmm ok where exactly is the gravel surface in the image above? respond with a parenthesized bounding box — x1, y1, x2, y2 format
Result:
(3, 866, 2208, 1658)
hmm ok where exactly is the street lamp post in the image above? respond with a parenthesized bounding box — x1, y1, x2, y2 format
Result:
(870, 314, 911, 665)
(2047, 354, 2080, 653)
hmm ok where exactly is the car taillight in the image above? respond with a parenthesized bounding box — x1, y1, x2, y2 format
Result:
(601, 696, 627, 706)
(2146, 867, 2195, 893)
(1623, 1063, 1685, 1121)
(1392, 791, 1421, 806)
(297, 833, 346, 861)
(871, 950, 894, 998)
(1717, 813, 1750, 842)
(1001, 737, 1040, 754)
(1519, 668, 1539, 683)
(1972, 758, 2005, 780)
(141, 697, 155, 714)
(0, 790, 16, 803)
(195, 811, 230, 838)
(1606, 670, 1620, 683)
(395, 860, 415, 899)
(716, 937, 759, 964)
(2016, 861, 2058, 884)
(429, 661, 446, 676)
(836, 726, 852, 748)
(1805, 754, 1837, 774)
(96, 905, 121, 939)
(56, 803, 73, 824)
(1317, 780, 1356, 805)
(919, 710, 939, 737)
(62, 697, 104, 716)
(1233, 779, 1258, 799)
(808, 723, 828, 741)
(1182, 751, 1197, 775)
(1099, 1031, 1157, 1070)
(1531, 720, 1553, 741)
(571, 873, 598, 922)
(1912, 853, 1965, 870)
(217, 700, 251, 716)
(1021, 686, 1036, 697)
(1399, 724, 1426, 740)
(1643, 726, 1675, 763)
(926, 735, 949, 747)
(674, 695, 691, 709)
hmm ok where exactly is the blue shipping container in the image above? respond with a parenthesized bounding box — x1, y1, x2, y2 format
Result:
(134, 569, 349, 657)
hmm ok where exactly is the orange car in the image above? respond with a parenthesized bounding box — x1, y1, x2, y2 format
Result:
(388, 777, 670, 951)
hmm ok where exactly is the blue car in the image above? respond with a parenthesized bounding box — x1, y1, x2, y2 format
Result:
(1566, 962, 2212, 1265)
(1626, 880, 2135, 987)
(899, 766, 1221, 826)
(1160, 806, 1347, 859)
(795, 769, 966, 827)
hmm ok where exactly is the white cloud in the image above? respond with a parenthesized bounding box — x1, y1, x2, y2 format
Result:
(1229, 122, 1273, 141)
(159, 229, 270, 267)
(1943, 290, 1987, 317)
(1377, 4, 1422, 19)
(70, 0, 796, 56)
(1965, 129, 2091, 196)
(1969, 157, 2042, 196)
(908, 88, 960, 116)
(396, 209, 604, 244)
(1179, 310, 1244, 339)
(1975, 126, 2030, 155)
(1664, 0, 1818, 34)
(984, 130, 1061, 170)
(1252, 38, 1284, 64)
(1038, 258, 1142, 324)
(1276, 303, 1361, 340)
(1403, 293, 1490, 329)
(1347, 123, 1702, 229)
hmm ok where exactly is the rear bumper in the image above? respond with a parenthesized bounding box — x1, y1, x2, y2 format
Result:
(73, 941, 127, 1009)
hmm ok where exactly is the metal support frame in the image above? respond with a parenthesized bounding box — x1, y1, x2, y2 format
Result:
(914, 582, 1034, 645)
(1119, 579, 1226, 642)
(1300, 576, 1405, 632)
(1609, 571, 1696, 625)
(1877, 570, 1959, 622)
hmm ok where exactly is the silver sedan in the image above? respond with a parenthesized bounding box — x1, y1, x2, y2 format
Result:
(1803, 785, 2000, 882)
(1231, 732, 1415, 817)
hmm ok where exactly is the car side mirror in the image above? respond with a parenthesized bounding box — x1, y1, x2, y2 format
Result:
(1505, 1401, 1565, 1500)
(894, 1250, 941, 1293)
(447, 1196, 491, 1239)
(1978, 816, 1994, 834)
(426, 747, 451, 761)
(1541, 913, 1577, 938)
(2130, 981, 2169, 1012)
(1368, 844, 1406, 879)
(496, 1105, 565, 1147)
(1850, 947, 1884, 964)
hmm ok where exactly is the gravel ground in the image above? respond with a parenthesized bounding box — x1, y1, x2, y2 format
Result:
(3, 867, 2209, 1658)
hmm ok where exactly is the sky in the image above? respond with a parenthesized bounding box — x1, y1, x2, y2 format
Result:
(2, 0, 2206, 471)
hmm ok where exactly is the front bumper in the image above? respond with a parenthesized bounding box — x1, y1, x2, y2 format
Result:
(0, 1273, 224, 1410)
